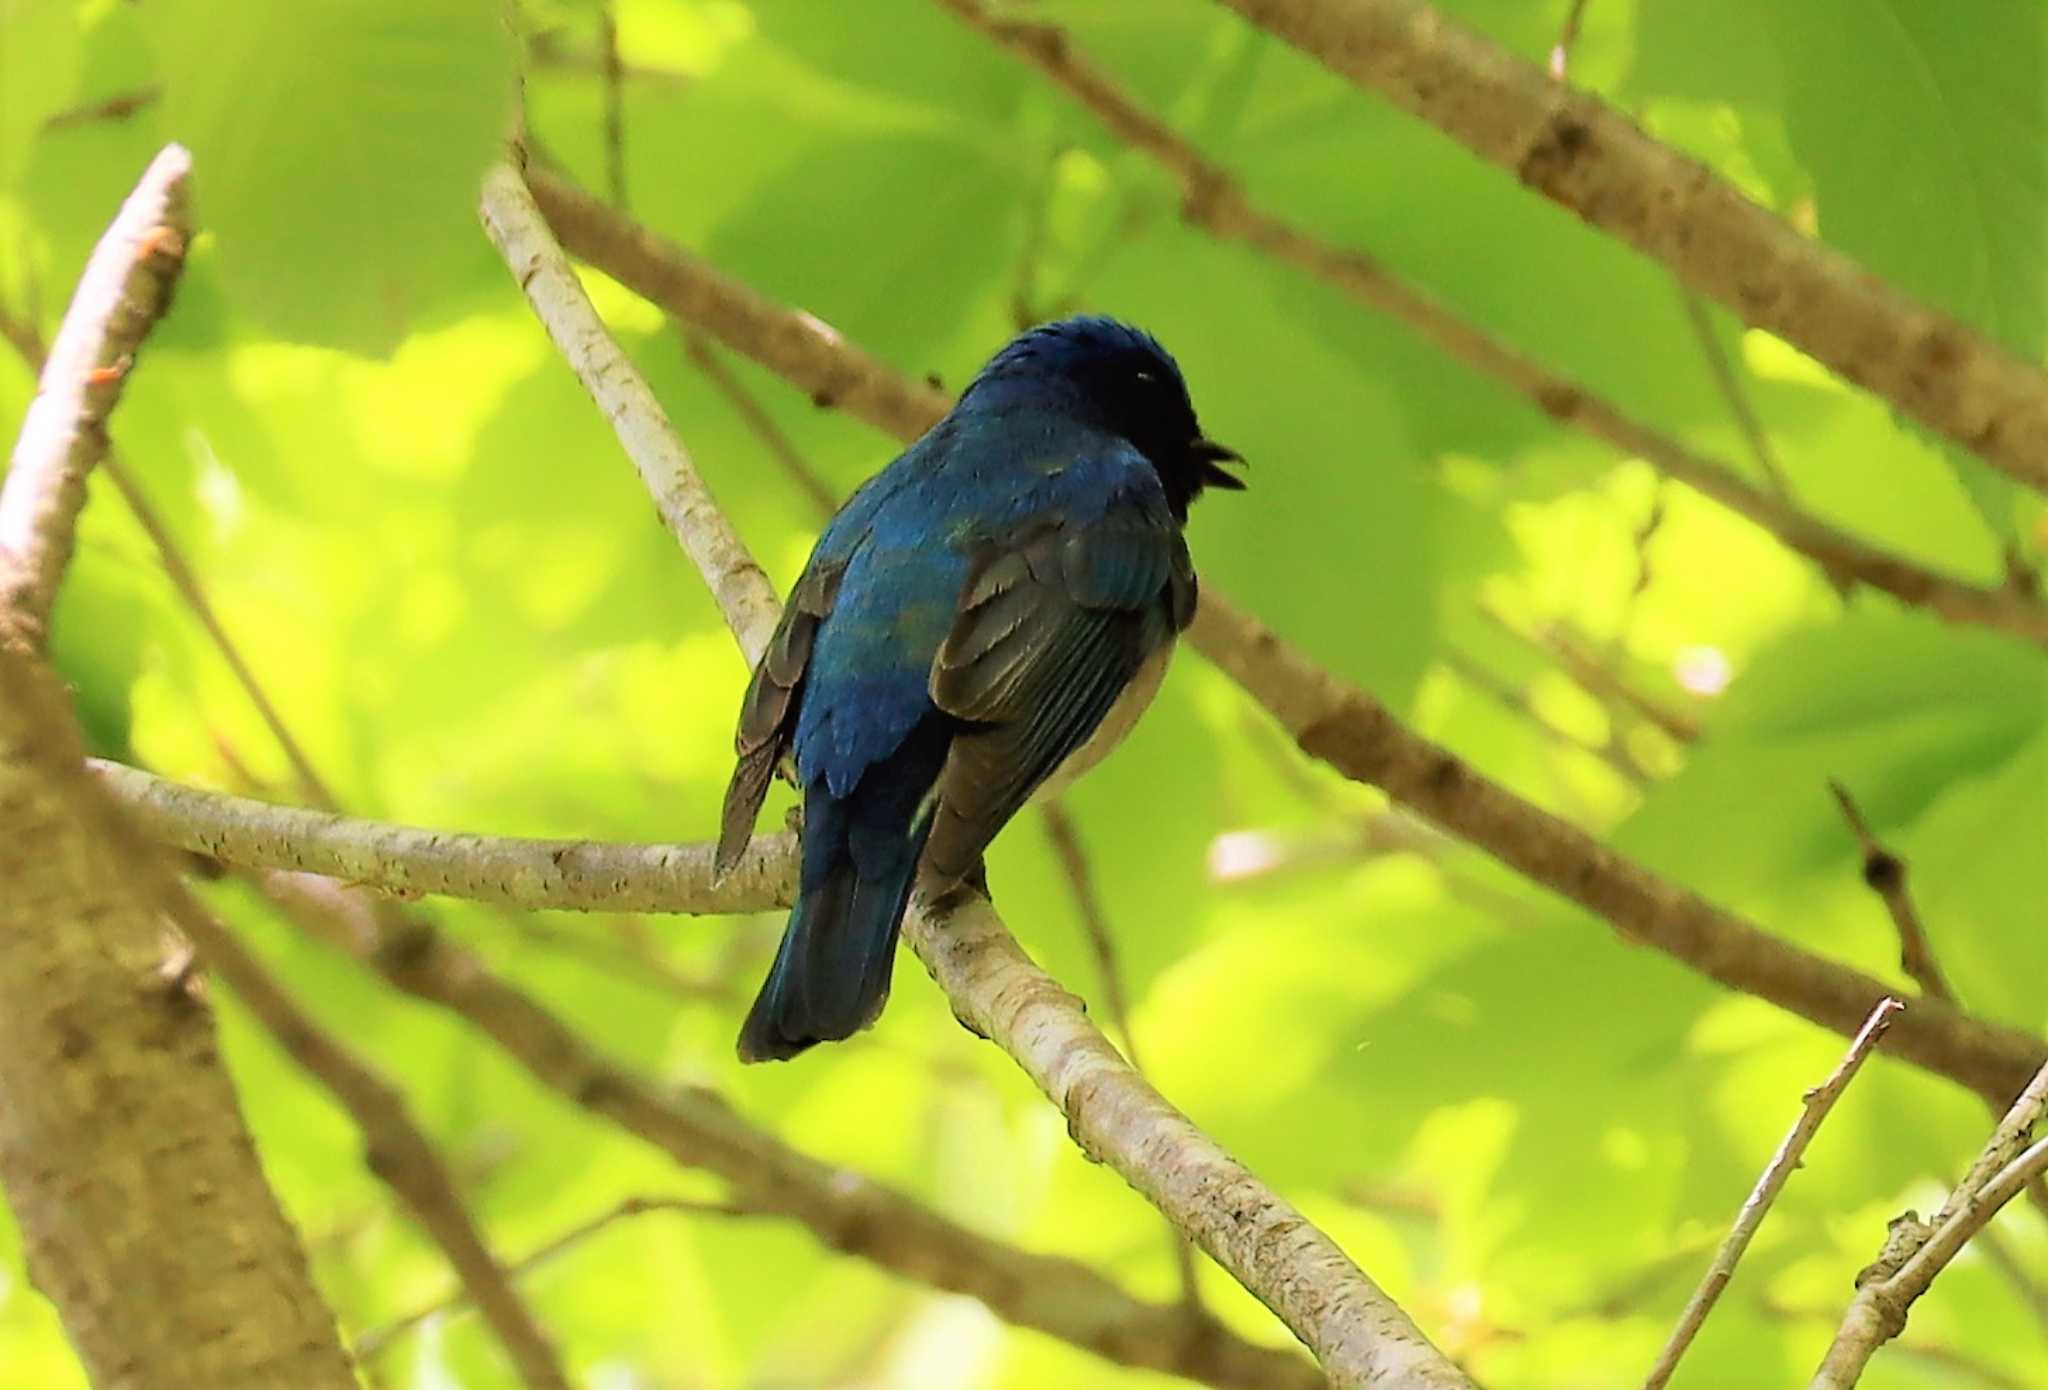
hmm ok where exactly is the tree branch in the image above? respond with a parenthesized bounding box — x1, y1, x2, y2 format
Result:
(931, 0, 2048, 646)
(527, 170, 952, 443)
(1041, 799, 1206, 1309)
(260, 868, 1329, 1390)
(1812, 1057, 2048, 1386)
(92, 758, 797, 913)
(681, 328, 842, 518)
(1188, 589, 2045, 1108)
(1208, 0, 2048, 494)
(355, 1196, 753, 1362)
(904, 889, 1466, 1386)
(0, 143, 191, 651)
(479, 159, 781, 663)
(1828, 780, 1955, 1004)
(484, 157, 1469, 1386)
(1642, 997, 1902, 1390)
(0, 647, 359, 1389)
(168, 906, 571, 1388)
(523, 167, 2048, 1112)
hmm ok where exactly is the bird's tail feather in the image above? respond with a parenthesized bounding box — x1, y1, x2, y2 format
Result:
(737, 725, 949, 1062)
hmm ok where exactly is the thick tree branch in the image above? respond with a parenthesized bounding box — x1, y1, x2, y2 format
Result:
(1813, 1059, 2048, 1386)
(0, 648, 359, 1389)
(1209, 0, 2048, 494)
(1642, 997, 1901, 1390)
(260, 868, 1329, 1390)
(0, 144, 190, 650)
(505, 181, 2048, 1113)
(934, 0, 2048, 645)
(486, 157, 1468, 1387)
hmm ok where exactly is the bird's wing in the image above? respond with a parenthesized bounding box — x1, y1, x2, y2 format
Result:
(923, 486, 1195, 883)
(716, 556, 844, 873)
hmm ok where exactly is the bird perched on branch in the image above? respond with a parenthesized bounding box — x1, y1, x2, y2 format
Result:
(717, 316, 1242, 1062)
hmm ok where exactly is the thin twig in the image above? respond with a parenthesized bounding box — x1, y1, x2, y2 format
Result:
(1678, 289, 1795, 501)
(1210, 0, 2048, 495)
(1641, 997, 1902, 1390)
(0, 294, 46, 367)
(486, 155, 1466, 1388)
(680, 329, 841, 518)
(0, 312, 342, 811)
(0, 143, 191, 651)
(929, 0, 2048, 646)
(1548, 0, 1592, 80)
(1444, 650, 1649, 787)
(171, 908, 572, 1389)
(1041, 802, 1144, 1066)
(105, 456, 344, 806)
(41, 85, 162, 132)
(1478, 608, 1702, 745)
(598, 1, 627, 210)
(355, 1196, 750, 1360)
(1812, 1057, 2048, 1386)
(1040, 800, 1206, 1310)
(1974, 1227, 2048, 1337)
(1828, 781, 1956, 1003)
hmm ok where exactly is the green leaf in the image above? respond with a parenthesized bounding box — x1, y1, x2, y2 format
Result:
(144, 0, 516, 354)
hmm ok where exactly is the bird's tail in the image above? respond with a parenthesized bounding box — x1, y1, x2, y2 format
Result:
(737, 726, 948, 1063)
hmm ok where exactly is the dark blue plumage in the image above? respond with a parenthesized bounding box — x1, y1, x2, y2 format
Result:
(717, 317, 1241, 1062)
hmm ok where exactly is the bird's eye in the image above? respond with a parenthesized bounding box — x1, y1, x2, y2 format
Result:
(1133, 370, 1158, 387)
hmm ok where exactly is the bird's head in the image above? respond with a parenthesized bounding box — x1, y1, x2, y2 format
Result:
(962, 316, 1245, 518)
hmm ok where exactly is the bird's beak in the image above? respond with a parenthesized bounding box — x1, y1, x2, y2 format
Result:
(1190, 437, 1247, 491)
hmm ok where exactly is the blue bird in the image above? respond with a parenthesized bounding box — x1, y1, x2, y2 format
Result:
(716, 316, 1242, 1062)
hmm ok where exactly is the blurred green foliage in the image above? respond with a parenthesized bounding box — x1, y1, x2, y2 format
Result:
(2, 1, 2045, 1387)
